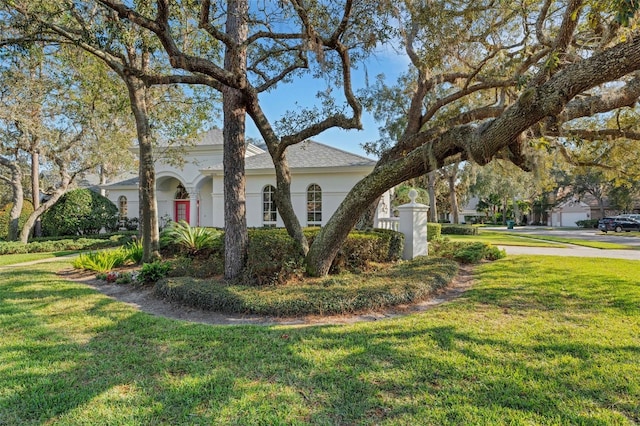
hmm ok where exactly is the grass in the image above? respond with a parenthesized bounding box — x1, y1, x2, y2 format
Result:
(1, 257, 639, 424)
(444, 231, 563, 247)
(446, 230, 636, 250)
(502, 233, 635, 250)
(0, 251, 78, 267)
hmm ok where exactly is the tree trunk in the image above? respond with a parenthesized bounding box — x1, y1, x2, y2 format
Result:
(273, 154, 309, 254)
(1, 161, 23, 241)
(597, 196, 605, 218)
(20, 170, 72, 243)
(99, 164, 107, 197)
(126, 77, 160, 262)
(31, 150, 42, 237)
(222, 0, 249, 279)
(448, 173, 459, 224)
(427, 171, 437, 222)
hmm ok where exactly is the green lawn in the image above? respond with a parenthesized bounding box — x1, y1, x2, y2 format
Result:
(444, 231, 563, 247)
(446, 230, 635, 250)
(1, 257, 639, 425)
(0, 251, 78, 267)
(502, 233, 635, 250)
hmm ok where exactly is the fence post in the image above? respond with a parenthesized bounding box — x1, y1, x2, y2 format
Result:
(397, 189, 429, 260)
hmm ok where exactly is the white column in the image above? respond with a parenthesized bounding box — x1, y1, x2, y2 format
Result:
(397, 189, 429, 260)
(187, 187, 198, 226)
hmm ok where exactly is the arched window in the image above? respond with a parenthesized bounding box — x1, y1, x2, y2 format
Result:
(174, 183, 189, 199)
(118, 196, 128, 219)
(262, 185, 277, 227)
(307, 184, 322, 226)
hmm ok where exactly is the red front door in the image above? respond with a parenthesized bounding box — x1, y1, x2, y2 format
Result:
(175, 200, 190, 224)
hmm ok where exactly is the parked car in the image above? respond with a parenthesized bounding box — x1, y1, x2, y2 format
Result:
(618, 213, 640, 221)
(598, 216, 640, 233)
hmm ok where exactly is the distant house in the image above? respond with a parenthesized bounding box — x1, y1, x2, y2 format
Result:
(103, 128, 390, 228)
(548, 199, 592, 227)
(547, 191, 640, 227)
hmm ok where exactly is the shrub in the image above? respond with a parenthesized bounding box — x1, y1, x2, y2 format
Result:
(370, 228, 404, 261)
(160, 220, 222, 255)
(429, 239, 506, 264)
(41, 189, 119, 237)
(243, 228, 305, 286)
(576, 219, 599, 228)
(427, 223, 442, 241)
(138, 261, 171, 284)
(0, 233, 134, 255)
(72, 249, 129, 273)
(441, 224, 479, 235)
(155, 257, 459, 316)
(123, 239, 144, 265)
(166, 256, 224, 279)
(123, 217, 139, 231)
(330, 232, 386, 273)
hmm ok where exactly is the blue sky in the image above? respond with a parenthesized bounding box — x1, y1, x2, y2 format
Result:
(244, 47, 410, 159)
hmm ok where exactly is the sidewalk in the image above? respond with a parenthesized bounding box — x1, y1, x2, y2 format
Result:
(498, 245, 640, 260)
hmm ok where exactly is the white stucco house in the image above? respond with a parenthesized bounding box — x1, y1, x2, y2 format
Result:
(548, 198, 592, 227)
(103, 128, 390, 228)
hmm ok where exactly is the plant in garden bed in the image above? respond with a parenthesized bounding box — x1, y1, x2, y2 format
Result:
(429, 238, 506, 263)
(155, 256, 459, 316)
(160, 220, 222, 256)
(72, 249, 129, 273)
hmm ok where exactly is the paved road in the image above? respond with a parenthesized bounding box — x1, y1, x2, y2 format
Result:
(486, 225, 640, 248)
(487, 226, 640, 260)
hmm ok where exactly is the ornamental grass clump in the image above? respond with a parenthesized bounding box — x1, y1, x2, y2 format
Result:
(72, 249, 129, 273)
(160, 220, 222, 255)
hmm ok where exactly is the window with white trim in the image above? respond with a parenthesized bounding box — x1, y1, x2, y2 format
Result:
(263, 185, 277, 227)
(118, 196, 128, 219)
(306, 184, 322, 226)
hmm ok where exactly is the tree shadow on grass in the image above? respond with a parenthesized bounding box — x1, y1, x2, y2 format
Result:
(1, 259, 638, 424)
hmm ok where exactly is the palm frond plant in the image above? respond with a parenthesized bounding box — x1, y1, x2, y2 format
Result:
(160, 220, 221, 255)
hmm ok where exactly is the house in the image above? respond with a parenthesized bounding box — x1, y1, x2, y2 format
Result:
(103, 128, 390, 228)
(548, 198, 592, 227)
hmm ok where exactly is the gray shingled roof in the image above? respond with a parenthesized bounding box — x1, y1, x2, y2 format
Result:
(207, 140, 375, 171)
(198, 128, 223, 145)
(105, 140, 374, 187)
(103, 176, 139, 187)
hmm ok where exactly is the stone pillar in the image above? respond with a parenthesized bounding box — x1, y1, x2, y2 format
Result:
(397, 189, 429, 260)
(187, 187, 198, 227)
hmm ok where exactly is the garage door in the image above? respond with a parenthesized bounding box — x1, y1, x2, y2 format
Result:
(561, 212, 588, 227)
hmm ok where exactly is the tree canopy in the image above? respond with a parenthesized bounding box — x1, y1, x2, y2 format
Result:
(3, 1, 640, 276)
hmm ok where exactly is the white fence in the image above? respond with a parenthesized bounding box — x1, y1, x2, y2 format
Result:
(375, 217, 399, 231)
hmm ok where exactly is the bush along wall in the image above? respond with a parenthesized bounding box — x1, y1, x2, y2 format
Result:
(238, 228, 405, 286)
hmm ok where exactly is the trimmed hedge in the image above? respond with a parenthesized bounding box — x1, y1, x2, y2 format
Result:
(0, 233, 134, 255)
(576, 219, 599, 228)
(239, 227, 405, 285)
(441, 224, 479, 235)
(427, 223, 441, 241)
(429, 239, 506, 263)
(155, 257, 458, 316)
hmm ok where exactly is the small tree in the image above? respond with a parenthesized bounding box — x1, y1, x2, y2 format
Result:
(41, 189, 118, 237)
